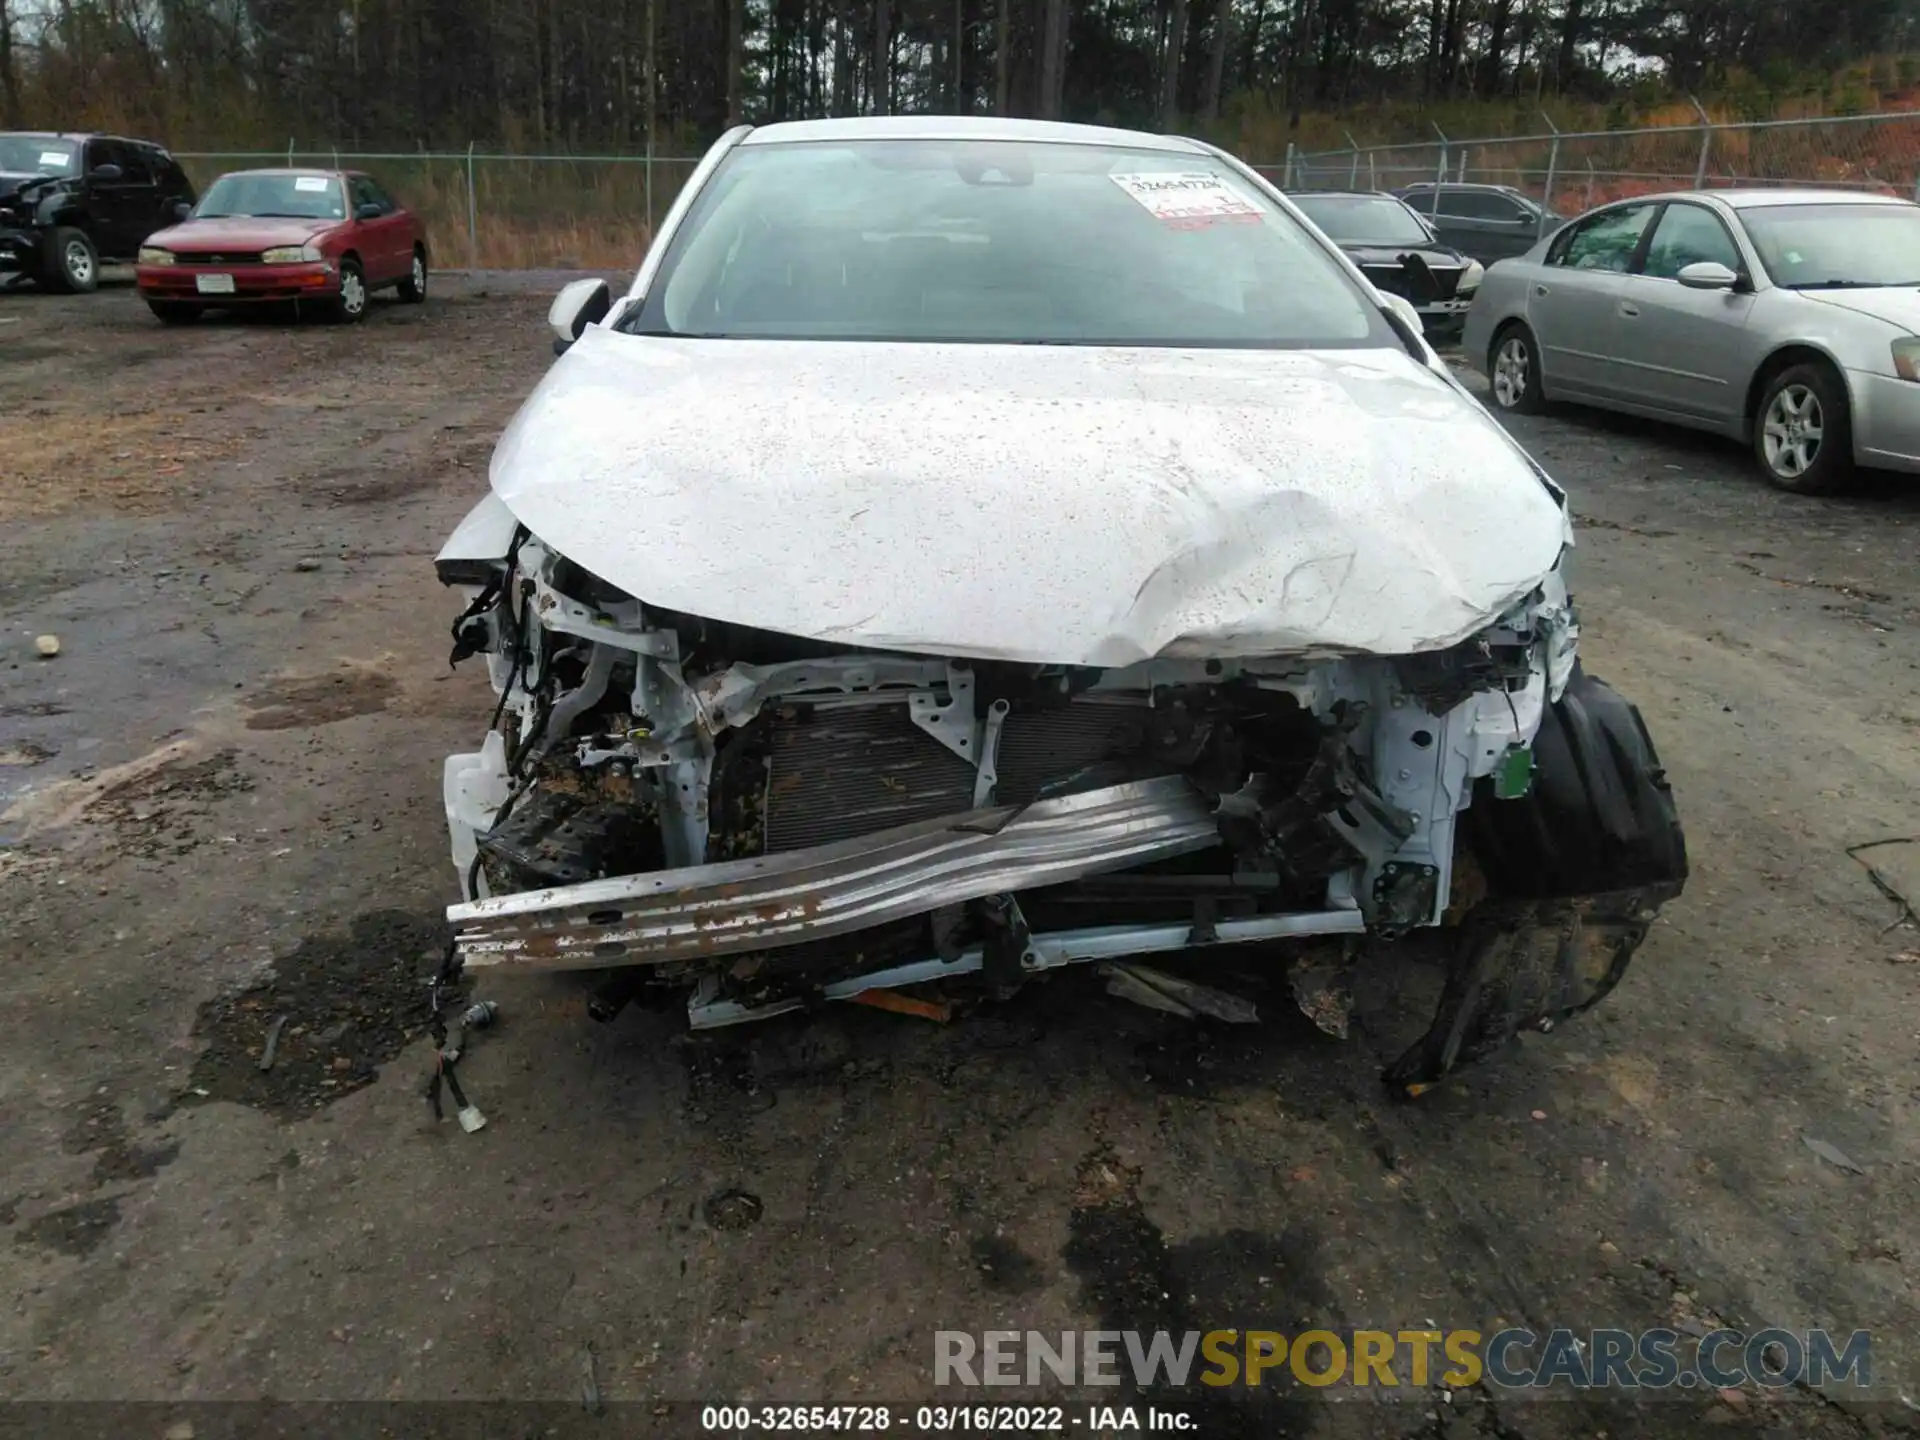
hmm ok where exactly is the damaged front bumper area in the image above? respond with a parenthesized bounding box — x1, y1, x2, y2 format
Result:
(437, 511, 1686, 1087)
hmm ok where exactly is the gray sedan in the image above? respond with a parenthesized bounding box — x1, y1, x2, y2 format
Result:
(1462, 189, 1920, 493)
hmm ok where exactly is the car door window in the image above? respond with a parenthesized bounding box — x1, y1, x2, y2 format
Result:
(1401, 189, 1436, 215)
(1440, 191, 1526, 222)
(350, 177, 389, 216)
(1639, 203, 1741, 279)
(361, 177, 399, 212)
(1549, 203, 1657, 272)
(117, 145, 155, 185)
(86, 139, 131, 178)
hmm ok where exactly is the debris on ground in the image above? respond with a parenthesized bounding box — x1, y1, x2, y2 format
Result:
(1289, 952, 1355, 1038)
(580, 1343, 603, 1415)
(1100, 963, 1258, 1023)
(187, 910, 448, 1115)
(1802, 1135, 1865, 1174)
(848, 988, 952, 1023)
(1844, 837, 1920, 932)
(34, 634, 60, 658)
(255, 1014, 289, 1073)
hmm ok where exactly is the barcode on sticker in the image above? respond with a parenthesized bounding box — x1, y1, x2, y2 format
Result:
(1111, 173, 1262, 228)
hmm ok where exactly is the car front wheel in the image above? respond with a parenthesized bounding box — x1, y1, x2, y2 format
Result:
(398, 248, 427, 304)
(329, 259, 369, 323)
(46, 228, 99, 294)
(1488, 322, 1545, 414)
(1754, 362, 1852, 494)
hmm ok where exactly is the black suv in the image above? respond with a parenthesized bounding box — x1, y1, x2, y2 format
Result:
(1394, 182, 1563, 264)
(0, 132, 196, 293)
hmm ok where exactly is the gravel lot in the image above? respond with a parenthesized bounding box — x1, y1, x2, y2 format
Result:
(2, 277, 1918, 1439)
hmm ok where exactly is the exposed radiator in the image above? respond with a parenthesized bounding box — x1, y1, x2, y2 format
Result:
(757, 698, 1158, 853)
(762, 703, 976, 852)
(994, 701, 1151, 805)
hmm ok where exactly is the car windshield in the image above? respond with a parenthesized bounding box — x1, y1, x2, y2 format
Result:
(195, 172, 345, 221)
(631, 138, 1390, 347)
(1740, 203, 1920, 289)
(1291, 194, 1432, 246)
(0, 135, 78, 176)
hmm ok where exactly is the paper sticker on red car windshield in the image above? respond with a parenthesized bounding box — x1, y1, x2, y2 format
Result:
(295, 176, 330, 192)
(1111, 173, 1262, 229)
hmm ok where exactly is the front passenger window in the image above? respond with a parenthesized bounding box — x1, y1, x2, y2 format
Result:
(1640, 204, 1741, 279)
(1551, 203, 1657, 273)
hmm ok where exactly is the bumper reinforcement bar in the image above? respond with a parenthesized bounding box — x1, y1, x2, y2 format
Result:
(449, 776, 1227, 971)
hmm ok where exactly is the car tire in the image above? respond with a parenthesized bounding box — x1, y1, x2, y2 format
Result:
(1487, 322, 1546, 415)
(1753, 362, 1852, 495)
(147, 300, 204, 325)
(397, 247, 427, 304)
(45, 227, 99, 294)
(330, 258, 369, 323)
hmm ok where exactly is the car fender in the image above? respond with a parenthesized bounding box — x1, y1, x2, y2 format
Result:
(1460, 261, 1534, 377)
(1738, 302, 1898, 434)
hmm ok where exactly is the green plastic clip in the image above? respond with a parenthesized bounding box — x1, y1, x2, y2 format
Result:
(1494, 744, 1534, 799)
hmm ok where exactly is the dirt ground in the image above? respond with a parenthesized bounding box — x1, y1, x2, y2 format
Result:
(1, 276, 1918, 1440)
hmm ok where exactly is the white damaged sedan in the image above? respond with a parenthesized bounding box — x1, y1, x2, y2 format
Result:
(434, 117, 1687, 1088)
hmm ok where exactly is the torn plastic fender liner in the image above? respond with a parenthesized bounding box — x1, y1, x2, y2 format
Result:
(1387, 666, 1688, 1088)
(1384, 883, 1680, 1090)
(1464, 664, 1688, 898)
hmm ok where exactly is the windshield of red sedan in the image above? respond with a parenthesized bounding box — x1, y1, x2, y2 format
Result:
(631, 139, 1391, 347)
(1741, 203, 1920, 289)
(196, 172, 346, 221)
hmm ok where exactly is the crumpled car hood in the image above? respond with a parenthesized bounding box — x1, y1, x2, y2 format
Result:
(489, 331, 1567, 665)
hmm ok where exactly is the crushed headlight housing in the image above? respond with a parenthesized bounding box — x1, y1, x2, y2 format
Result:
(137, 246, 174, 266)
(261, 243, 323, 264)
(1892, 337, 1920, 381)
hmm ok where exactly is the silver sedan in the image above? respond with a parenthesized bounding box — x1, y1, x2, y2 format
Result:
(1462, 188, 1920, 493)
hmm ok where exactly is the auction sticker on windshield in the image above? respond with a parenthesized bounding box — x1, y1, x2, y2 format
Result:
(39, 152, 68, 167)
(295, 176, 331, 191)
(1111, 173, 1261, 229)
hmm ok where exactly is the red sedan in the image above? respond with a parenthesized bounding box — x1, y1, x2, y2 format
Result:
(134, 167, 428, 323)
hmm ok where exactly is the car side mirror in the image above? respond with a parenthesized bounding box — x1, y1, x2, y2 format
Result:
(89, 163, 123, 181)
(171, 200, 192, 222)
(1382, 292, 1425, 335)
(355, 202, 383, 221)
(1676, 261, 1740, 291)
(549, 278, 612, 356)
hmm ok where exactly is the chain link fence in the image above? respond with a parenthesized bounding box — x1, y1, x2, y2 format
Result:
(1279, 110, 1920, 215)
(176, 113, 1920, 271)
(175, 149, 702, 270)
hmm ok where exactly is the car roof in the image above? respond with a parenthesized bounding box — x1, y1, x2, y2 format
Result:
(1290, 188, 1401, 198)
(740, 115, 1214, 153)
(1400, 180, 1522, 192)
(1576, 187, 1917, 213)
(215, 167, 343, 178)
(1712, 188, 1916, 209)
(4, 131, 173, 148)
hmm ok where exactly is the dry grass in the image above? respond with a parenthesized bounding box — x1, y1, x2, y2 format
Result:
(0, 408, 243, 523)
